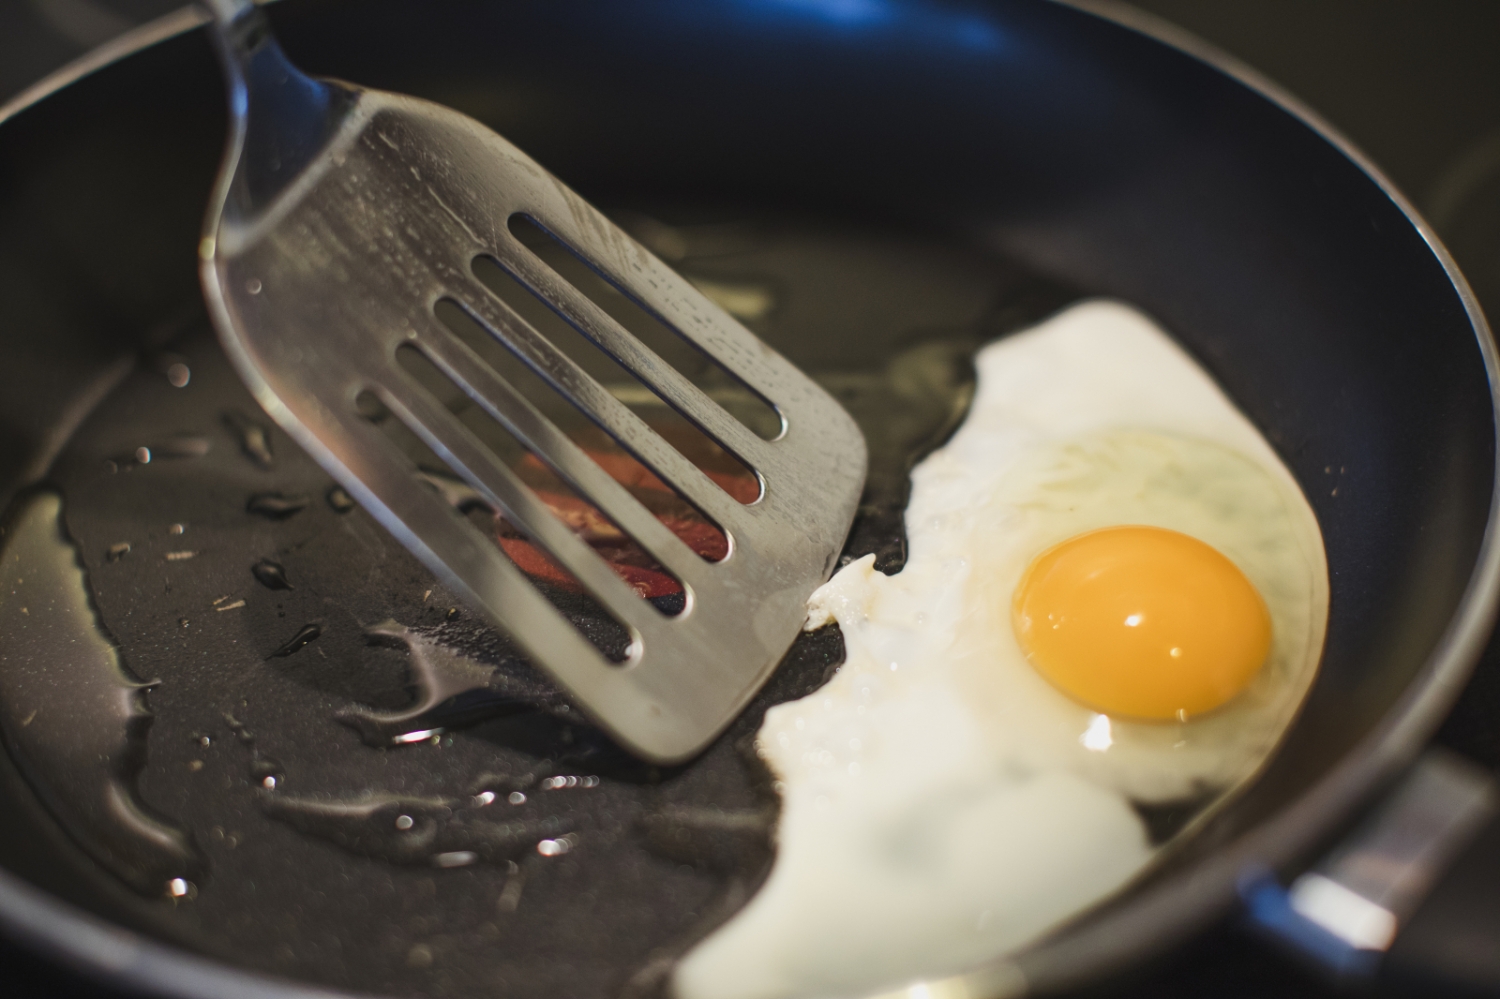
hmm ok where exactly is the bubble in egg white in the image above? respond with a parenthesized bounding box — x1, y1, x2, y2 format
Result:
(674, 301, 1328, 999)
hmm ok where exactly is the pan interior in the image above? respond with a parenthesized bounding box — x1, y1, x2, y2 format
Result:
(0, 0, 1491, 995)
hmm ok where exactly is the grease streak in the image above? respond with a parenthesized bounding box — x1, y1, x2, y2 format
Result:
(0, 492, 203, 894)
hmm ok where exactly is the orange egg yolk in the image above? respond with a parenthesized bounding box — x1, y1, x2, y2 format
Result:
(1011, 526, 1271, 721)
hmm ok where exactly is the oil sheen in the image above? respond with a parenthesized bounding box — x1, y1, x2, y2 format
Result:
(0, 491, 202, 895)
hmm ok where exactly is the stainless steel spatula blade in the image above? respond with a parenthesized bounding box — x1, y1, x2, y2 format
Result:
(198, 0, 867, 764)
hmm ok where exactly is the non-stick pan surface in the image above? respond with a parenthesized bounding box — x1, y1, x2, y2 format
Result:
(0, 1, 1493, 996)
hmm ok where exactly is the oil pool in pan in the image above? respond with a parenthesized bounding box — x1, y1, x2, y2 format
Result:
(0, 208, 1289, 999)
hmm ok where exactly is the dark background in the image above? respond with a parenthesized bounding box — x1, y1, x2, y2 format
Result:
(1, 1, 1498, 997)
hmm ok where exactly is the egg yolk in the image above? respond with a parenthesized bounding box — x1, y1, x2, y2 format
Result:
(1011, 526, 1271, 721)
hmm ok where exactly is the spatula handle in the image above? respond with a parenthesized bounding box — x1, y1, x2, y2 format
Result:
(199, 0, 352, 223)
(200, 0, 260, 30)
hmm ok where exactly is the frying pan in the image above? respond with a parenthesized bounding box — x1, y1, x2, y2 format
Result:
(0, 0, 1495, 996)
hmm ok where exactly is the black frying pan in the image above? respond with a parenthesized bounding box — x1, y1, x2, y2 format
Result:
(0, 1, 1494, 997)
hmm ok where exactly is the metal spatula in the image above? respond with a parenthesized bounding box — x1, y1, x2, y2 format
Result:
(197, 0, 867, 764)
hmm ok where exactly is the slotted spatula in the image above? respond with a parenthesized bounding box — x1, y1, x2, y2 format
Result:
(197, 0, 867, 764)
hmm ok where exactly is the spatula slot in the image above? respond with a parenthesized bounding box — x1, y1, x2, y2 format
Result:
(432, 298, 750, 566)
(392, 344, 697, 614)
(501, 215, 784, 444)
(353, 384, 648, 663)
(468, 253, 765, 513)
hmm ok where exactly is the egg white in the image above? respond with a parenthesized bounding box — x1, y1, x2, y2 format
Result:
(673, 300, 1329, 999)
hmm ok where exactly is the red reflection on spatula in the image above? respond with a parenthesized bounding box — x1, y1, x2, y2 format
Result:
(495, 426, 758, 599)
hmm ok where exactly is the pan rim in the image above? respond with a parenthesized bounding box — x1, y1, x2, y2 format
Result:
(0, 3, 1494, 998)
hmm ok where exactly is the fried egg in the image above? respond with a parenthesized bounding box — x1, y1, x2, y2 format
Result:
(673, 300, 1328, 999)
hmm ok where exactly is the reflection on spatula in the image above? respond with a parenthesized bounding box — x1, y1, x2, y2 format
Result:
(196, 0, 867, 763)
